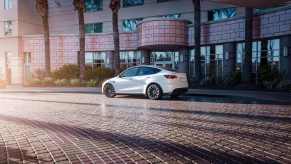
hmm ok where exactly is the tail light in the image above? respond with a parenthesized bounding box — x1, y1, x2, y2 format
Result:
(164, 75, 177, 79)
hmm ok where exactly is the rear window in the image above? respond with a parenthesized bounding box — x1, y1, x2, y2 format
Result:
(138, 67, 161, 76)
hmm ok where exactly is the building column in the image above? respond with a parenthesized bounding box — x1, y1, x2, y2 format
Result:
(223, 42, 236, 79)
(280, 36, 291, 81)
(193, 0, 202, 82)
(242, 8, 253, 83)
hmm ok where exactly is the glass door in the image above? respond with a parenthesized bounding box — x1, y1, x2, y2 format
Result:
(151, 52, 179, 70)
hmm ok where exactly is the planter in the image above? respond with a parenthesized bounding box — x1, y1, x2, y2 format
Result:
(0, 80, 7, 89)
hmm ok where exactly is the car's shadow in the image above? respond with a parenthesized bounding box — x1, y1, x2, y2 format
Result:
(114, 94, 290, 105)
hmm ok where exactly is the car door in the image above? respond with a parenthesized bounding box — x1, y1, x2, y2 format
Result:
(132, 67, 162, 93)
(114, 67, 140, 94)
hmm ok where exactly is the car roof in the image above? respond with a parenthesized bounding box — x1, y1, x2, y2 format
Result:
(129, 65, 167, 70)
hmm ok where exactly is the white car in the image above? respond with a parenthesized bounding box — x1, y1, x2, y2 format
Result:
(102, 65, 189, 100)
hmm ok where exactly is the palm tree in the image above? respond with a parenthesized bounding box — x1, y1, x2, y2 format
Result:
(36, 0, 50, 75)
(110, 0, 121, 75)
(242, 7, 253, 83)
(73, 0, 86, 82)
(192, 0, 201, 81)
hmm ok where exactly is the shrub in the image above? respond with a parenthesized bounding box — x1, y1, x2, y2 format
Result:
(70, 79, 81, 87)
(259, 64, 283, 89)
(52, 64, 80, 80)
(54, 79, 70, 86)
(41, 77, 54, 86)
(0, 80, 6, 88)
(84, 79, 98, 87)
(33, 69, 47, 80)
(276, 80, 291, 90)
(84, 67, 114, 85)
(29, 78, 42, 86)
(223, 71, 241, 87)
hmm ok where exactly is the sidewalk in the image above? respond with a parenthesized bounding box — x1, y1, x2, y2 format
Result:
(187, 89, 291, 104)
(1, 86, 290, 104)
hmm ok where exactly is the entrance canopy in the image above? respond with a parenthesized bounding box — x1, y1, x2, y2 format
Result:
(211, 0, 291, 8)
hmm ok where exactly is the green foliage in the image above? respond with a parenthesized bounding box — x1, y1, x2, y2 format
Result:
(70, 79, 81, 87)
(41, 77, 54, 86)
(33, 69, 47, 80)
(84, 66, 115, 85)
(259, 64, 283, 89)
(84, 79, 98, 87)
(27, 78, 42, 86)
(51, 64, 80, 80)
(28, 64, 114, 87)
(54, 79, 70, 86)
(223, 71, 241, 87)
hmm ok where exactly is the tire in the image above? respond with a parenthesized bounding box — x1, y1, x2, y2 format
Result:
(103, 83, 116, 98)
(146, 84, 162, 100)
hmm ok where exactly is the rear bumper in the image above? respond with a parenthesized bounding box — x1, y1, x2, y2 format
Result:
(172, 88, 188, 94)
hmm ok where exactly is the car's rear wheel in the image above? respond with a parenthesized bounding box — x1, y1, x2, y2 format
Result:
(146, 84, 162, 100)
(104, 83, 116, 98)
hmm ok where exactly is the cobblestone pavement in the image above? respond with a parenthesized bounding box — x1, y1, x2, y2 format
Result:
(0, 92, 290, 164)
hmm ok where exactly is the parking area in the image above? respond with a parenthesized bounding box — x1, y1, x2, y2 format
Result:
(0, 88, 290, 163)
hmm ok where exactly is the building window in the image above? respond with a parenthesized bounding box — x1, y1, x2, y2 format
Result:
(157, 0, 174, 3)
(24, 52, 32, 65)
(123, 0, 144, 7)
(120, 51, 142, 69)
(255, 7, 282, 14)
(4, 21, 12, 36)
(122, 18, 143, 32)
(267, 39, 280, 70)
(160, 13, 181, 19)
(85, 23, 103, 33)
(85, 52, 107, 68)
(236, 43, 245, 71)
(267, 39, 280, 62)
(4, 0, 12, 10)
(201, 46, 211, 80)
(151, 52, 179, 70)
(208, 8, 237, 21)
(85, 0, 102, 12)
(189, 49, 195, 78)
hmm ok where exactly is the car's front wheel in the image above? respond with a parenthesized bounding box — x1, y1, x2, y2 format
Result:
(103, 83, 116, 98)
(146, 84, 162, 100)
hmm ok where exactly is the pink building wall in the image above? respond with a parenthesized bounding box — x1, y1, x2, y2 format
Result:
(23, 8, 291, 73)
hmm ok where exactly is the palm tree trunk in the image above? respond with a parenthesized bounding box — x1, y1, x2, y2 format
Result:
(242, 8, 253, 83)
(193, 0, 201, 81)
(42, 14, 50, 76)
(112, 11, 120, 75)
(78, 9, 86, 82)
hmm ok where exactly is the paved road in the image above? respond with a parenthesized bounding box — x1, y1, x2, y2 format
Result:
(0, 92, 290, 163)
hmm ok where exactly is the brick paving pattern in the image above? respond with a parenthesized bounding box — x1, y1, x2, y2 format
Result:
(0, 92, 290, 163)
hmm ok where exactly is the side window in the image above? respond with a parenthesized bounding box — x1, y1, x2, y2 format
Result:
(120, 68, 139, 77)
(138, 67, 161, 76)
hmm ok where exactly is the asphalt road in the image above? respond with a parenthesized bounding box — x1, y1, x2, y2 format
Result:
(0, 92, 290, 163)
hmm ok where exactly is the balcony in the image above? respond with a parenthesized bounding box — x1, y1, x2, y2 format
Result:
(137, 18, 189, 50)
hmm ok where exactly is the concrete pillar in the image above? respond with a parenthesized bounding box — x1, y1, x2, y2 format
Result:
(280, 36, 291, 81)
(242, 8, 253, 83)
(223, 42, 236, 79)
